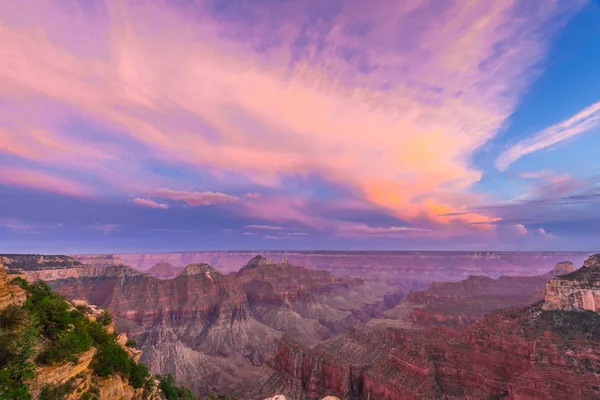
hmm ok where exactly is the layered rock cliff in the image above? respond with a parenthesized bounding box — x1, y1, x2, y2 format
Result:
(71, 251, 590, 288)
(0, 262, 27, 309)
(258, 256, 600, 400)
(47, 256, 404, 397)
(262, 301, 600, 400)
(1, 254, 96, 282)
(375, 261, 576, 329)
(543, 254, 600, 312)
(0, 266, 192, 400)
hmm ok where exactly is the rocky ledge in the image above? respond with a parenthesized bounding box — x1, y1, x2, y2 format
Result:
(543, 254, 600, 312)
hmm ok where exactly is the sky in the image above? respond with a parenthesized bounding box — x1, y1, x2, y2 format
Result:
(0, 0, 599, 253)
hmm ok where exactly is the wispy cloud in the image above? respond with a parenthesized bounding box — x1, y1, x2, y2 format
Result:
(156, 189, 237, 207)
(132, 198, 169, 209)
(89, 224, 120, 234)
(0, 166, 91, 198)
(497, 101, 600, 171)
(244, 225, 283, 231)
(0, 0, 586, 243)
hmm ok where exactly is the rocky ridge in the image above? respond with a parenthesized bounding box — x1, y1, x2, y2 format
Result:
(0, 261, 187, 400)
(374, 261, 577, 329)
(71, 251, 591, 288)
(257, 255, 600, 400)
(543, 254, 600, 312)
(47, 255, 404, 397)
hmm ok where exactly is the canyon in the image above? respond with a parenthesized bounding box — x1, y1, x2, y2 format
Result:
(38, 255, 404, 397)
(2, 252, 598, 399)
(257, 255, 600, 400)
(72, 251, 590, 286)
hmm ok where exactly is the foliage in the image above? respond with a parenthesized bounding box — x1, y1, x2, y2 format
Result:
(0, 325, 38, 399)
(36, 324, 93, 365)
(129, 362, 149, 389)
(158, 374, 197, 400)
(205, 393, 237, 400)
(0, 279, 198, 399)
(23, 281, 78, 339)
(39, 379, 75, 400)
(92, 341, 131, 377)
(0, 305, 28, 331)
(125, 338, 137, 348)
(98, 311, 112, 327)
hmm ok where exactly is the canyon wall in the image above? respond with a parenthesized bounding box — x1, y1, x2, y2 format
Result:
(47, 256, 404, 397)
(71, 251, 590, 285)
(258, 255, 600, 400)
(543, 254, 600, 312)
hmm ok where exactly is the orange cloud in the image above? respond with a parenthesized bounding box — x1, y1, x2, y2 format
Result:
(0, 0, 585, 235)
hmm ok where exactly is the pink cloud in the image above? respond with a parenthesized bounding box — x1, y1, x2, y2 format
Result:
(0, 166, 91, 197)
(156, 189, 237, 206)
(132, 198, 169, 209)
(0, 0, 586, 235)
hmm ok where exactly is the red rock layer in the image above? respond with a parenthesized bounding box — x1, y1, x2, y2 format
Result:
(264, 303, 600, 400)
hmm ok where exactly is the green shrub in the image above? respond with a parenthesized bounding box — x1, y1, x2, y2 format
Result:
(98, 311, 112, 327)
(0, 305, 28, 331)
(39, 380, 75, 400)
(125, 338, 137, 348)
(24, 282, 81, 339)
(129, 362, 149, 389)
(37, 325, 93, 365)
(158, 374, 196, 400)
(92, 341, 131, 377)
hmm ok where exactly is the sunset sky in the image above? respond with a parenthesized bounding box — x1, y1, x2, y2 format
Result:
(1, 0, 599, 253)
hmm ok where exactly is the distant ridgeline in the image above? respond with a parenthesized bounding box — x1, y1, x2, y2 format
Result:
(1, 255, 86, 270)
(0, 261, 233, 400)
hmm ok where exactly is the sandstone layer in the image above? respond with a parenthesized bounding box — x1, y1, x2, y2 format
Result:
(543, 254, 600, 312)
(48, 256, 404, 397)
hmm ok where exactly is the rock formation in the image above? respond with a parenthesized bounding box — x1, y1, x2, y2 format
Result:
(261, 301, 600, 400)
(1, 254, 96, 281)
(0, 261, 27, 309)
(543, 254, 600, 312)
(374, 261, 575, 329)
(145, 262, 183, 279)
(71, 251, 591, 288)
(47, 256, 404, 397)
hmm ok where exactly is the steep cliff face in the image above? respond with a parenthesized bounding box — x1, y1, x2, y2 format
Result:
(543, 254, 600, 313)
(1, 254, 96, 281)
(0, 274, 175, 400)
(0, 262, 27, 309)
(48, 256, 403, 396)
(264, 302, 600, 400)
(375, 261, 577, 329)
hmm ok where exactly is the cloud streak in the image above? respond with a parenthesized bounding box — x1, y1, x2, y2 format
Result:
(497, 101, 600, 170)
(155, 189, 237, 207)
(132, 198, 169, 209)
(0, 0, 588, 245)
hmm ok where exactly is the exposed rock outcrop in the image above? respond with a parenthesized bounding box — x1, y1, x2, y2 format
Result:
(376, 262, 572, 329)
(29, 348, 97, 398)
(71, 251, 591, 288)
(544, 261, 576, 277)
(48, 257, 404, 397)
(0, 262, 27, 309)
(543, 254, 600, 312)
(263, 302, 600, 400)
